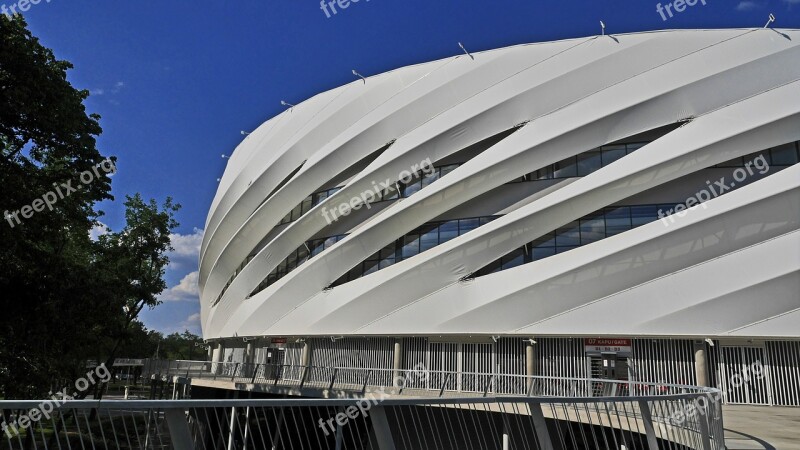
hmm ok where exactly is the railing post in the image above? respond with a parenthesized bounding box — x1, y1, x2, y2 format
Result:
(370, 406, 397, 450)
(328, 368, 339, 391)
(164, 408, 195, 450)
(530, 403, 554, 450)
(638, 400, 660, 450)
(483, 374, 494, 397)
(696, 399, 713, 450)
(251, 363, 261, 384)
(361, 369, 373, 394)
(231, 362, 240, 382)
(439, 372, 451, 397)
(299, 365, 310, 389)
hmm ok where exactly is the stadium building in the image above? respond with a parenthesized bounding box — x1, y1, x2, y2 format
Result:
(198, 28, 800, 407)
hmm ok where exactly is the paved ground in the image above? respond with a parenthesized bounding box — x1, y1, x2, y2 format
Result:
(724, 405, 800, 450)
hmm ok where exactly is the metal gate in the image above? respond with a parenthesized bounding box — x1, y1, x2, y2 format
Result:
(719, 346, 772, 405)
(461, 343, 493, 393)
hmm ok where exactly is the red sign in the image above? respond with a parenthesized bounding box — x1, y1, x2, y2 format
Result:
(271, 338, 288, 344)
(585, 338, 631, 347)
(585, 338, 632, 354)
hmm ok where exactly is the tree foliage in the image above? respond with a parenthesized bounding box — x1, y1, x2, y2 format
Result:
(0, 15, 184, 399)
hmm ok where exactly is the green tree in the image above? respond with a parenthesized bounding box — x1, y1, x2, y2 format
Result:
(0, 16, 183, 402)
(0, 14, 114, 399)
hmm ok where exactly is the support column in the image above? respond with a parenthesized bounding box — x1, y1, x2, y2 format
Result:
(245, 340, 255, 377)
(213, 342, 225, 375)
(301, 340, 311, 367)
(694, 340, 710, 387)
(207, 344, 213, 360)
(164, 408, 195, 450)
(392, 339, 403, 384)
(300, 340, 311, 385)
(525, 340, 536, 393)
(370, 406, 397, 450)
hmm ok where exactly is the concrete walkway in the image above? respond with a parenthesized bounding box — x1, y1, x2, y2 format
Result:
(724, 405, 800, 450)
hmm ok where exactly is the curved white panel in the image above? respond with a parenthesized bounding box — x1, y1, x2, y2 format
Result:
(200, 29, 800, 341)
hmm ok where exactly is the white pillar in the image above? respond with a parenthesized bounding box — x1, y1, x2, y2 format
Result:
(695, 340, 710, 387)
(393, 339, 403, 383)
(525, 340, 536, 393)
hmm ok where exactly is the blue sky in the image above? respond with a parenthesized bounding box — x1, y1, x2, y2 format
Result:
(16, 0, 799, 336)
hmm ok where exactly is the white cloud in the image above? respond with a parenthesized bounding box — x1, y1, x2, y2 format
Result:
(159, 271, 199, 302)
(178, 313, 202, 335)
(89, 81, 125, 97)
(89, 222, 108, 241)
(166, 228, 204, 271)
(735, 1, 760, 11)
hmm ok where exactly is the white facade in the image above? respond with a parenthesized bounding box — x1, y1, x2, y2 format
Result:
(200, 29, 799, 343)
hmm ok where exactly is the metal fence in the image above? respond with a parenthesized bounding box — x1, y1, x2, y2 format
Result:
(0, 362, 723, 449)
(142, 361, 712, 400)
(0, 387, 724, 450)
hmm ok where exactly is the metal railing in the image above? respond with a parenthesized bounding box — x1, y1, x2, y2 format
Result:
(143, 360, 712, 399)
(0, 388, 725, 450)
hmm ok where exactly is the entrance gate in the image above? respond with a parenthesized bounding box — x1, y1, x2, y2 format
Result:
(719, 345, 772, 405)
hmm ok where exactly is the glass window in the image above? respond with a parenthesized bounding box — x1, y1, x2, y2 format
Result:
(630, 205, 659, 227)
(605, 207, 631, 236)
(402, 179, 422, 197)
(402, 234, 420, 259)
(531, 231, 556, 248)
(290, 203, 303, 221)
(383, 184, 400, 200)
(379, 243, 397, 259)
(532, 247, 556, 260)
(501, 248, 526, 270)
(625, 142, 646, 154)
(458, 218, 480, 235)
(420, 227, 439, 251)
(362, 259, 380, 276)
(555, 221, 581, 246)
(297, 246, 309, 265)
(439, 164, 459, 177)
(300, 197, 313, 215)
(579, 214, 605, 244)
(771, 143, 799, 166)
(439, 220, 459, 243)
(421, 171, 440, 187)
(577, 151, 602, 176)
(601, 145, 627, 165)
(532, 166, 554, 180)
(479, 259, 503, 275)
(286, 250, 297, 270)
(553, 156, 578, 178)
(555, 245, 579, 254)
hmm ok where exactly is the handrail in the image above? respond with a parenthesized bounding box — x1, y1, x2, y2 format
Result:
(145, 360, 717, 397)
